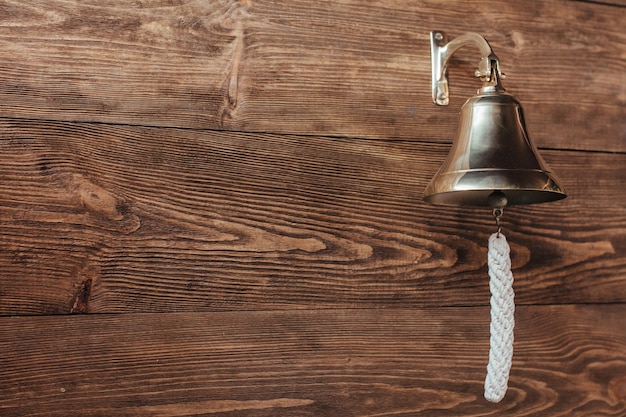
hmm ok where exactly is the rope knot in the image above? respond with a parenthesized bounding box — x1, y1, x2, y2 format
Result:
(484, 232, 515, 403)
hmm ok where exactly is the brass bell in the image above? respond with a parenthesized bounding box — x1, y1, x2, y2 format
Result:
(422, 31, 567, 404)
(424, 31, 566, 207)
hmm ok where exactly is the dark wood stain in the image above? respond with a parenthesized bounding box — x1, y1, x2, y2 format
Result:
(0, 0, 624, 415)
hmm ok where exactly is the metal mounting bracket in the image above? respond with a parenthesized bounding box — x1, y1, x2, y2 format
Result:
(430, 30, 498, 105)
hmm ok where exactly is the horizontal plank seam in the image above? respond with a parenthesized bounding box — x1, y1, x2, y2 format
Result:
(0, 116, 623, 156)
(573, 0, 626, 8)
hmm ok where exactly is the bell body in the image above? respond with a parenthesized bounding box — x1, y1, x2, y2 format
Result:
(424, 86, 566, 206)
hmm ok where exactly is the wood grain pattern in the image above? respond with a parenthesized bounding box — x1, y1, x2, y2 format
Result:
(0, 305, 624, 416)
(0, 0, 623, 151)
(1, 119, 624, 314)
(0, 2, 624, 416)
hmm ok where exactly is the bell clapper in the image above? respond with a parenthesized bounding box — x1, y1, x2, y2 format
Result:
(487, 190, 507, 237)
(493, 208, 503, 237)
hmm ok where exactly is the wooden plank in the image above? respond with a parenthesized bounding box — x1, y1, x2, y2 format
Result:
(1, 120, 625, 314)
(0, 305, 624, 416)
(0, 0, 623, 151)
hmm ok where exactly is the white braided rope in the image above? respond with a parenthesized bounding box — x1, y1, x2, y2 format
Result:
(484, 232, 515, 403)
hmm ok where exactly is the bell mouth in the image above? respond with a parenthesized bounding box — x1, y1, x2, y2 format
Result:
(424, 189, 567, 206)
(423, 169, 567, 206)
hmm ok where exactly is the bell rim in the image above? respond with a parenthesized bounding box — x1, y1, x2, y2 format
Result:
(423, 169, 567, 206)
(423, 188, 567, 207)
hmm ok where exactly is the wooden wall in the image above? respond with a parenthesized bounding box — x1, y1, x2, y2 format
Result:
(1, 1, 624, 415)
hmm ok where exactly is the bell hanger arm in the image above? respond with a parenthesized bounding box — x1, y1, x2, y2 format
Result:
(430, 30, 500, 105)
